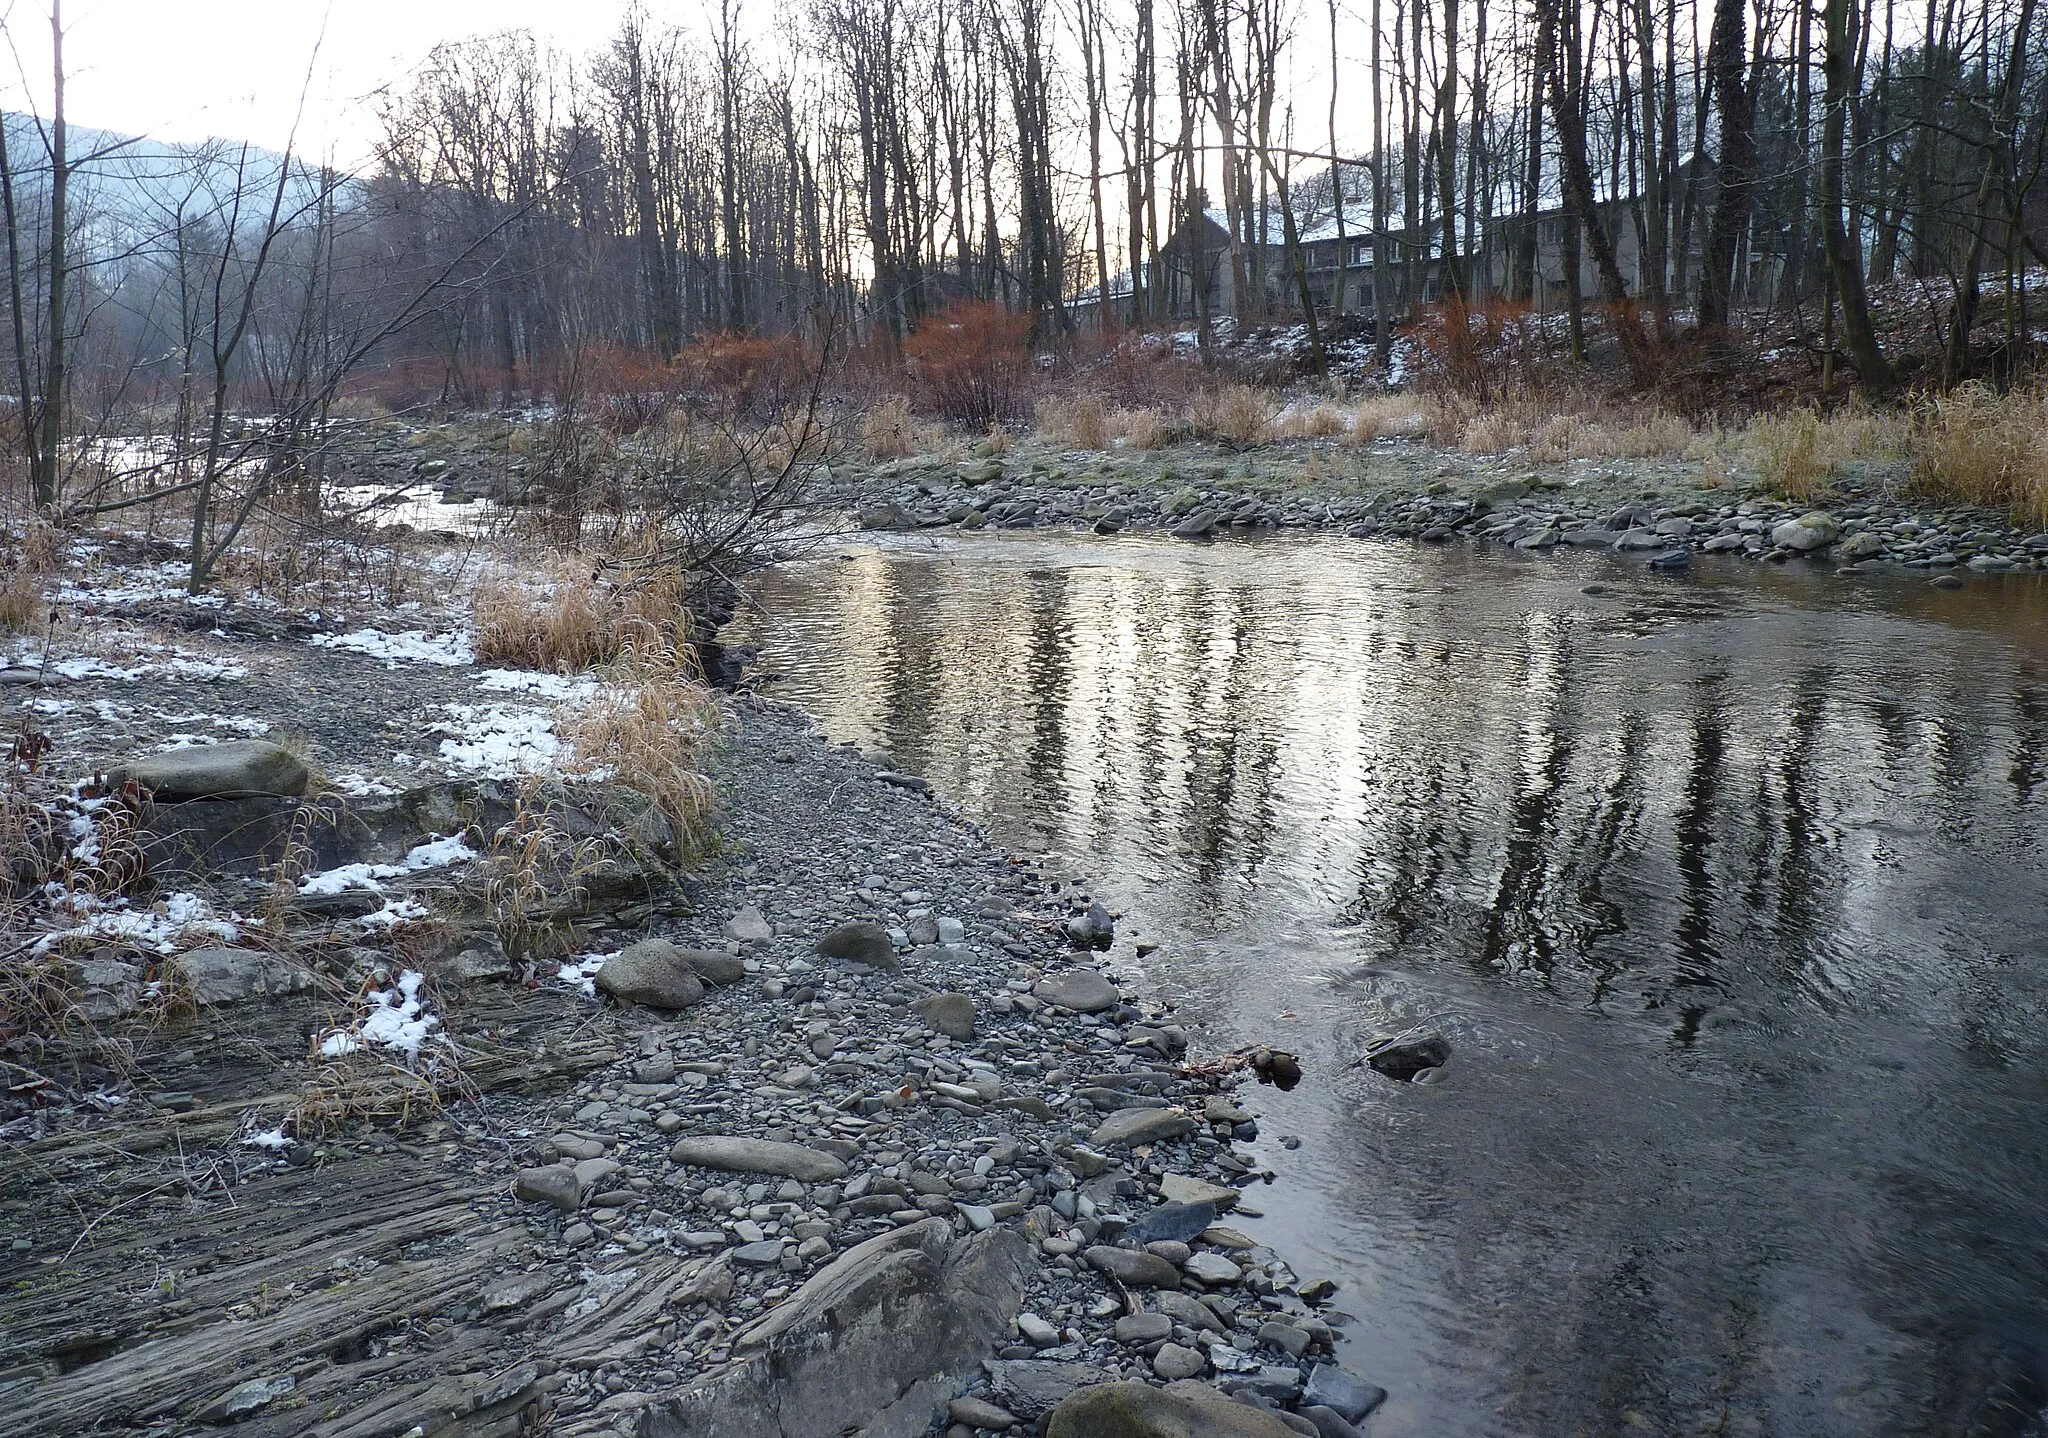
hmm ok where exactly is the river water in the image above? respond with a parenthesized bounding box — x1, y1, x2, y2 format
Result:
(731, 530, 2048, 1437)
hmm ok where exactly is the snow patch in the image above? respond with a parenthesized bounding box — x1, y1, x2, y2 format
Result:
(309, 628, 475, 667)
(320, 970, 441, 1060)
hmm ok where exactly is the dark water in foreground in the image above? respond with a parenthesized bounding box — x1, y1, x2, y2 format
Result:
(732, 531, 2048, 1437)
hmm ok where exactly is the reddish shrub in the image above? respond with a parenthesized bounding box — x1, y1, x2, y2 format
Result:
(674, 334, 805, 416)
(903, 302, 1034, 427)
(1411, 297, 1558, 398)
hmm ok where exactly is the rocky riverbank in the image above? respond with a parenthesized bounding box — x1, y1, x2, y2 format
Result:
(834, 439, 2048, 578)
(2, 579, 1387, 1437)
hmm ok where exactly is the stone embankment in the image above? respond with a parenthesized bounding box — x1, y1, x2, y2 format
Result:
(839, 448, 2048, 577)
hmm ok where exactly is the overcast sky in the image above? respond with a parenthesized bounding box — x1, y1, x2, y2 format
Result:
(0, 1, 654, 164)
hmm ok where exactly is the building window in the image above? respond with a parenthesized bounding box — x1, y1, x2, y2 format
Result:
(1349, 240, 1371, 267)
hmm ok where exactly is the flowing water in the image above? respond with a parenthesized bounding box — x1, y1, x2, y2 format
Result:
(730, 530, 2048, 1437)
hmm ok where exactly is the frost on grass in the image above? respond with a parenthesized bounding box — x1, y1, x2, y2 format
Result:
(319, 970, 440, 1060)
(309, 628, 475, 667)
(297, 834, 478, 895)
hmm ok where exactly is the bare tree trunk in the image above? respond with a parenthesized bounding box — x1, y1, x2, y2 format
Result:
(1823, 0, 1895, 389)
(34, 0, 67, 510)
(1699, 0, 1754, 330)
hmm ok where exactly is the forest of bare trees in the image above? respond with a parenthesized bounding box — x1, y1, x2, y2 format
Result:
(2, 0, 2047, 463)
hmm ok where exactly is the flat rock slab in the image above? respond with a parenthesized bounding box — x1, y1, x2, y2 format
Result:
(1092, 1107, 1196, 1147)
(668, 1135, 849, 1182)
(1047, 1379, 1299, 1437)
(646, 1222, 1031, 1438)
(1161, 1173, 1240, 1210)
(1302, 1363, 1389, 1422)
(106, 739, 311, 800)
(1034, 970, 1119, 1013)
(176, 948, 315, 1005)
(723, 904, 774, 942)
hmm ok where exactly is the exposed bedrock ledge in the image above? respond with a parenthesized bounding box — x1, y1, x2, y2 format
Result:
(639, 1218, 1033, 1438)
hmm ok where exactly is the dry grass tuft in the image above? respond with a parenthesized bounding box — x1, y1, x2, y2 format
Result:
(1271, 404, 1349, 440)
(1, 520, 60, 632)
(1347, 394, 1435, 442)
(1036, 394, 1116, 450)
(1912, 384, 2048, 528)
(566, 646, 723, 848)
(1121, 407, 1171, 450)
(1738, 401, 1912, 502)
(1187, 385, 1277, 445)
(473, 556, 689, 673)
(858, 395, 919, 461)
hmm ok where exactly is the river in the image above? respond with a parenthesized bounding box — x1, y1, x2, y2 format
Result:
(730, 529, 2048, 1437)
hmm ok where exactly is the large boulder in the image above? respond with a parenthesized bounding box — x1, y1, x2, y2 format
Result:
(594, 939, 705, 1009)
(1047, 1380, 1299, 1437)
(815, 921, 898, 969)
(1770, 511, 1842, 552)
(175, 948, 315, 1005)
(916, 992, 977, 1040)
(106, 740, 310, 801)
(668, 1135, 849, 1182)
(1091, 1107, 1197, 1147)
(1033, 969, 1119, 1013)
(641, 1221, 1032, 1438)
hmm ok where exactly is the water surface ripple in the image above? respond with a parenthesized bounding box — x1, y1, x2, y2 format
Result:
(733, 531, 2048, 1437)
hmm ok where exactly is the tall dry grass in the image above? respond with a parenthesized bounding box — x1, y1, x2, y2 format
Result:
(1035, 394, 1115, 450)
(1740, 403, 1912, 502)
(473, 554, 690, 672)
(1187, 385, 1278, 445)
(1912, 384, 2048, 528)
(566, 644, 724, 849)
(1, 520, 61, 631)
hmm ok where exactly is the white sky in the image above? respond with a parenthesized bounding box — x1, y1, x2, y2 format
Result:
(0, 0, 652, 165)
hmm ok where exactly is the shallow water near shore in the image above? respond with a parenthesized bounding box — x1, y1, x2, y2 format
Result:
(732, 530, 2048, 1437)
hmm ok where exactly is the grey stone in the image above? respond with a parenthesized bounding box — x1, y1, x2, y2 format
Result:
(1182, 1252, 1243, 1286)
(1771, 511, 1842, 552)
(1153, 1343, 1208, 1379)
(1160, 1174, 1239, 1210)
(176, 948, 314, 1005)
(949, 1396, 1022, 1430)
(681, 948, 749, 986)
(1018, 1312, 1062, 1347)
(195, 1374, 296, 1423)
(733, 1240, 787, 1265)
(513, 1166, 580, 1211)
(1131, 1201, 1217, 1245)
(648, 1221, 1032, 1438)
(1046, 1380, 1299, 1437)
(1171, 510, 1221, 539)
(916, 992, 977, 1040)
(1299, 1407, 1366, 1438)
(1258, 1321, 1312, 1357)
(1084, 1245, 1182, 1288)
(1114, 1312, 1174, 1344)
(723, 904, 774, 943)
(67, 957, 142, 1020)
(1837, 531, 1884, 561)
(595, 939, 706, 1010)
(105, 739, 310, 800)
(669, 1135, 850, 1182)
(1033, 969, 1119, 1013)
(985, 1360, 1111, 1420)
(1091, 1107, 1196, 1147)
(1301, 1364, 1387, 1422)
(816, 920, 898, 969)
(1155, 1291, 1226, 1334)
